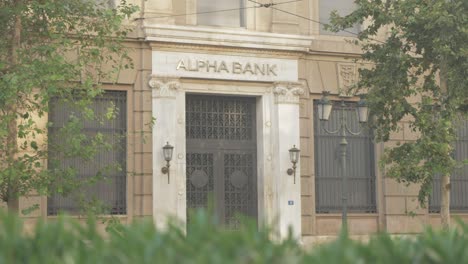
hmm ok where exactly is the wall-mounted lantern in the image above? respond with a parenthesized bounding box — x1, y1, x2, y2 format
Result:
(287, 145, 300, 184)
(356, 95, 369, 123)
(317, 91, 333, 121)
(161, 142, 174, 184)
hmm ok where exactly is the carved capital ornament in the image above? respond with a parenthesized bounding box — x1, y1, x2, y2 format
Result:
(273, 82, 304, 104)
(149, 75, 181, 98)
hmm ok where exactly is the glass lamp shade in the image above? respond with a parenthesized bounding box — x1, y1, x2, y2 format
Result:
(357, 97, 369, 123)
(162, 142, 174, 162)
(317, 92, 333, 121)
(288, 145, 300, 163)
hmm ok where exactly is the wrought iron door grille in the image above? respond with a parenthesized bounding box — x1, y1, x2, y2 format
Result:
(186, 94, 257, 229)
(186, 95, 254, 140)
(224, 153, 257, 229)
(314, 101, 377, 213)
(186, 153, 214, 224)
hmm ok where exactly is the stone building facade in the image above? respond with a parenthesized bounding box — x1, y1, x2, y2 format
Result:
(15, 0, 468, 242)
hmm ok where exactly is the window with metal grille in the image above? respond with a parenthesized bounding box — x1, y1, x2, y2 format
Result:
(197, 0, 246, 28)
(47, 91, 127, 215)
(429, 119, 468, 213)
(314, 101, 376, 213)
(319, 0, 360, 36)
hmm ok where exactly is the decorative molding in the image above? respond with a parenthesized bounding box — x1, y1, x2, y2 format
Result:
(144, 24, 313, 53)
(337, 63, 357, 97)
(149, 75, 181, 98)
(150, 43, 302, 57)
(273, 82, 305, 104)
(298, 79, 310, 99)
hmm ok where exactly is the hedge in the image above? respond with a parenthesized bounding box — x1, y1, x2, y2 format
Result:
(0, 210, 467, 263)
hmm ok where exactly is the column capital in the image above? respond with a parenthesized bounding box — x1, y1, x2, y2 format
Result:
(149, 75, 181, 98)
(273, 82, 304, 104)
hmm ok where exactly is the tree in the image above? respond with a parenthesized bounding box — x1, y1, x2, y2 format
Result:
(0, 0, 137, 212)
(328, 0, 467, 229)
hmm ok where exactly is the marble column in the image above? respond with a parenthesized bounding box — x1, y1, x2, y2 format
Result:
(271, 82, 304, 239)
(149, 75, 186, 230)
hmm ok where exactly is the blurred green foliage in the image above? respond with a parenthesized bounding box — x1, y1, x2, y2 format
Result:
(0, 210, 467, 263)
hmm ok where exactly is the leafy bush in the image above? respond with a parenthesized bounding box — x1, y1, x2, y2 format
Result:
(0, 210, 467, 263)
(304, 221, 468, 264)
(0, 210, 301, 264)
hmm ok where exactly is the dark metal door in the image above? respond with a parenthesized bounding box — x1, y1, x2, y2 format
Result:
(186, 94, 257, 229)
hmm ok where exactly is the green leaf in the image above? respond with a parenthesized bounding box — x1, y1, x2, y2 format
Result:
(30, 141, 38, 151)
(21, 204, 40, 216)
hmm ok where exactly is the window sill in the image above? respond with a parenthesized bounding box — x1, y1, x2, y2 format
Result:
(428, 212, 468, 216)
(46, 214, 128, 219)
(316, 213, 379, 217)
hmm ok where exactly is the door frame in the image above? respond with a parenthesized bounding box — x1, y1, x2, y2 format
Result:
(152, 78, 303, 239)
(170, 82, 270, 231)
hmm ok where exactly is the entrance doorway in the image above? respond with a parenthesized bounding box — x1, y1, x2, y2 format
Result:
(186, 94, 257, 229)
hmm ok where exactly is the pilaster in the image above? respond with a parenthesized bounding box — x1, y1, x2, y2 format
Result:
(271, 82, 304, 239)
(150, 75, 186, 230)
(271, 2, 300, 34)
(144, 0, 175, 24)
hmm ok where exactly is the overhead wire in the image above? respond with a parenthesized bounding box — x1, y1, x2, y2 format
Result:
(137, 0, 302, 20)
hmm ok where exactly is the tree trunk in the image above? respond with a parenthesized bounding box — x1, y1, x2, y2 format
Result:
(5, 0, 22, 212)
(440, 173, 450, 229)
(439, 59, 450, 229)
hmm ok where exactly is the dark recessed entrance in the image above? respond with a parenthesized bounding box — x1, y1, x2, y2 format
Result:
(186, 94, 257, 229)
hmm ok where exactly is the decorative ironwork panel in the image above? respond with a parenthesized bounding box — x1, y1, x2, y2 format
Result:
(186, 153, 214, 223)
(224, 153, 257, 229)
(47, 91, 127, 215)
(429, 119, 468, 213)
(186, 94, 257, 229)
(186, 95, 254, 141)
(314, 101, 376, 213)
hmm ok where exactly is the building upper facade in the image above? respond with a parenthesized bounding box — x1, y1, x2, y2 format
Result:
(133, 0, 363, 54)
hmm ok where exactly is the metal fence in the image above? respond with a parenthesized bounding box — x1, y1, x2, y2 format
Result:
(314, 101, 376, 213)
(47, 91, 127, 215)
(429, 119, 468, 213)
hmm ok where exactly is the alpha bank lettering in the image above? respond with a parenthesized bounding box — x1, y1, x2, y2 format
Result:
(176, 59, 278, 76)
(152, 51, 297, 82)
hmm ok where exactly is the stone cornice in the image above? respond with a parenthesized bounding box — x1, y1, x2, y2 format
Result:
(307, 35, 363, 56)
(144, 24, 314, 52)
(151, 42, 302, 57)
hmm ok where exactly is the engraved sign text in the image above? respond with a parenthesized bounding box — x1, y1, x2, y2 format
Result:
(152, 51, 298, 82)
(176, 59, 277, 76)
